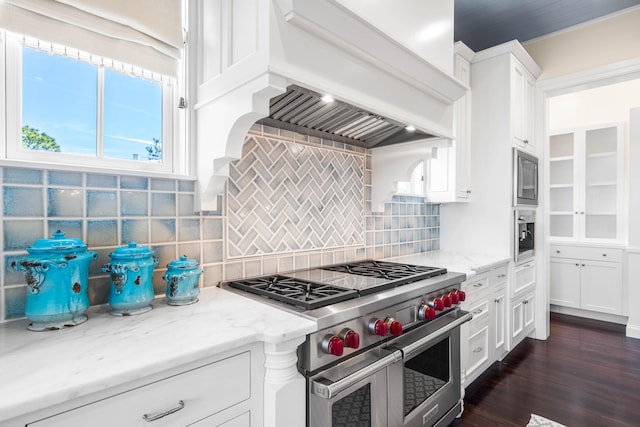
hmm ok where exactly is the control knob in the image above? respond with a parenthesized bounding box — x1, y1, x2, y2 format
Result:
(449, 291, 460, 305)
(418, 304, 437, 321)
(386, 317, 403, 336)
(321, 335, 344, 356)
(426, 297, 445, 311)
(455, 290, 466, 302)
(340, 329, 360, 349)
(368, 319, 389, 336)
(442, 295, 452, 308)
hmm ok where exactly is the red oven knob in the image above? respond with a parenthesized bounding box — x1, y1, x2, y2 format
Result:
(418, 304, 437, 321)
(386, 318, 403, 337)
(368, 319, 389, 336)
(449, 291, 460, 305)
(442, 295, 452, 308)
(428, 297, 445, 311)
(456, 290, 466, 302)
(341, 329, 360, 349)
(321, 335, 344, 356)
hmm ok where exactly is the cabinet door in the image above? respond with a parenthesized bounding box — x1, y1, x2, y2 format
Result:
(581, 260, 623, 314)
(512, 261, 535, 297)
(454, 53, 471, 200)
(493, 287, 506, 359)
(511, 61, 535, 152)
(549, 258, 581, 308)
(523, 293, 535, 332)
(549, 132, 577, 239)
(466, 322, 491, 384)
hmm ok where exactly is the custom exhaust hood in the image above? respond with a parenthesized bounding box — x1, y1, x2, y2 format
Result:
(191, 0, 466, 210)
(259, 85, 434, 149)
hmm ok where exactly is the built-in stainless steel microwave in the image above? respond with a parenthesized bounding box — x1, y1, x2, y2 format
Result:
(513, 148, 538, 206)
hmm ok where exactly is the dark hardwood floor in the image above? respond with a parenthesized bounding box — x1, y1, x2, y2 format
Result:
(450, 312, 640, 427)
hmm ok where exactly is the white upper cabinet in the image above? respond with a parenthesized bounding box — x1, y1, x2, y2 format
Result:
(511, 60, 536, 153)
(549, 123, 624, 242)
(426, 41, 474, 203)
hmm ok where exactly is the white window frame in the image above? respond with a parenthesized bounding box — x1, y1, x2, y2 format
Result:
(1, 31, 187, 177)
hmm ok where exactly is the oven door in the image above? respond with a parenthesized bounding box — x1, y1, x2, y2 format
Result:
(386, 310, 472, 427)
(308, 348, 402, 427)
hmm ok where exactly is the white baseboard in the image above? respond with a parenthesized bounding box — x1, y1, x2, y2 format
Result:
(626, 324, 640, 339)
(550, 305, 627, 325)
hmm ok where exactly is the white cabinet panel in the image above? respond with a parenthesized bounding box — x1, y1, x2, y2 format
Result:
(512, 261, 535, 297)
(466, 322, 490, 384)
(581, 260, 623, 314)
(29, 353, 252, 427)
(511, 292, 535, 349)
(550, 244, 624, 315)
(549, 258, 581, 308)
(493, 286, 507, 359)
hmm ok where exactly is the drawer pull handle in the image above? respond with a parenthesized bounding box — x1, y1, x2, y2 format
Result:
(497, 274, 506, 278)
(494, 298, 500, 303)
(473, 283, 484, 288)
(473, 309, 484, 315)
(473, 346, 483, 353)
(603, 253, 607, 257)
(143, 400, 185, 422)
(556, 250, 560, 253)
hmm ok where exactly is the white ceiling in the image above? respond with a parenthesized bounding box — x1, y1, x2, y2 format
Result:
(454, 0, 640, 52)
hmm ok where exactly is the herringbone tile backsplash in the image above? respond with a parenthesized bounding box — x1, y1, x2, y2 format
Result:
(224, 125, 440, 274)
(227, 134, 365, 257)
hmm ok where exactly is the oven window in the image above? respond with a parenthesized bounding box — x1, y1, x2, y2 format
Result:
(403, 336, 450, 416)
(331, 384, 371, 427)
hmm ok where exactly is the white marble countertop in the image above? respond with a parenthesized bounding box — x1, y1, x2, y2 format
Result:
(386, 251, 511, 280)
(0, 287, 316, 423)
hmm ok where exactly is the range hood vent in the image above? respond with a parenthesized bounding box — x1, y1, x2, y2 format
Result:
(258, 85, 434, 149)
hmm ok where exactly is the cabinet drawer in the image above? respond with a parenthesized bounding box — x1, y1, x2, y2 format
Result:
(550, 245, 623, 262)
(466, 299, 490, 328)
(29, 352, 251, 427)
(466, 323, 490, 378)
(488, 265, 508, 286)
(463, 276, 490, 301)
(513, 261, 535, 297)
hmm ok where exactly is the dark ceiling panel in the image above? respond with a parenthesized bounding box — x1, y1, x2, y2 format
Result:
(455, 0, 640, 52)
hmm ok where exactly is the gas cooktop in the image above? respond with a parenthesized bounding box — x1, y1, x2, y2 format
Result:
(222, 260, 448, 310)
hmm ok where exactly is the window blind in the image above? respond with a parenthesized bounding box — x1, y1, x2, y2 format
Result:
(0, 0, 183, 77)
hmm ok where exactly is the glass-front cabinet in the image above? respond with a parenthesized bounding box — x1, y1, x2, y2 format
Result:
(549, 123, 623, 242)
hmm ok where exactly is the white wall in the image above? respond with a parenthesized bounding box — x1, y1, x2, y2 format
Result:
(548, 79, 640, 130)
(627, 108, 640, 338)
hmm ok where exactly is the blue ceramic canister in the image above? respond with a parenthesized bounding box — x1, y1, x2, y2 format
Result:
(102, 242, 158, 316)
(11, 230, 98, 331)
(163, 255, 203, 306)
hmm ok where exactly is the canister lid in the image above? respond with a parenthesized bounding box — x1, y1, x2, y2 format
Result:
(109, 241, 154, 260)
(167, 255, 200, 270)
(27, 230, 88, 254)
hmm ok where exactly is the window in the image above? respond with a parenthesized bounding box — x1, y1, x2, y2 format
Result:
(2, 32, 180, 174)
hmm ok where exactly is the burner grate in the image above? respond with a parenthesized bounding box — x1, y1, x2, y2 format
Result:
(223, 275, 357, 310)
(322, 260, 446, 286)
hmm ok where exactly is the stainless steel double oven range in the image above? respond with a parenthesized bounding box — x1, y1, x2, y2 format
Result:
(221, 260, 471, 427)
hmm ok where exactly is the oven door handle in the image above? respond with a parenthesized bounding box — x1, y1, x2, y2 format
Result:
(398, 311, 473, 360)
(309, 350, 402, 399)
